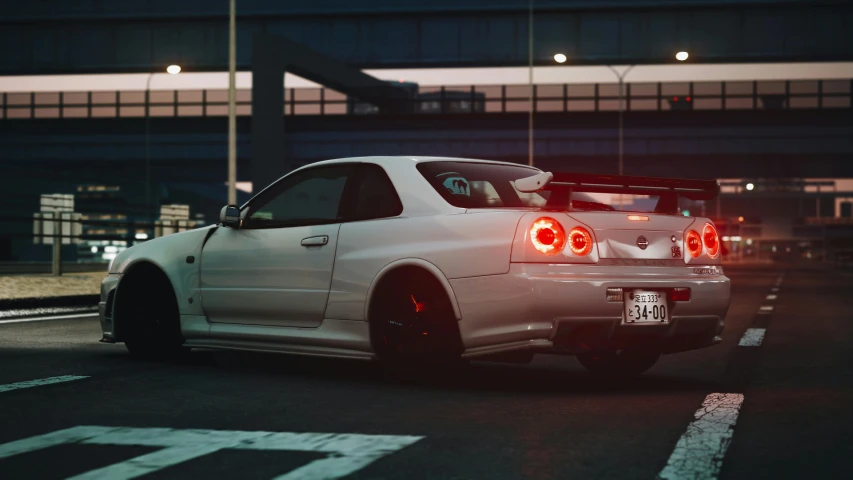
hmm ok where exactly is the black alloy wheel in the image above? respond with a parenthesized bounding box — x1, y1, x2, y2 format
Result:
(121, 271, 186, 359)
(372, 270, 463, 364)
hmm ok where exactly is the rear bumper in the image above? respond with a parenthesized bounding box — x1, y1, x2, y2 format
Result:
(450, 263, 730, 356)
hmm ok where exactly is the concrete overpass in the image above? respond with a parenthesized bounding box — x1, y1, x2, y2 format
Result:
(1, 109, 850, 186)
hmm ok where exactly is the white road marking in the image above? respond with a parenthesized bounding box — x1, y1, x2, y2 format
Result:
(0, 375, 89, 393)
(69, 444, 225, 480)
(758, 305, 774, 313)
(658, 393, 745, 480)
(770, 287, 780, 293)
(0, 426, 424, 480)
(766, 294, 777, 300)
(738, 328, 766, 347)
(0, 312, 99, 325)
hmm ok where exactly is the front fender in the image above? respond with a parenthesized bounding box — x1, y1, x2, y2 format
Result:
(112, 225, 217, 316)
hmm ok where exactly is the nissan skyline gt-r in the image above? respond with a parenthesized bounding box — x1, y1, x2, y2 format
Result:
(99, 156, 731, 376)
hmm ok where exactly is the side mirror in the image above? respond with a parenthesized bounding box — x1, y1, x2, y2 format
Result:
(220, 205, 241, 228)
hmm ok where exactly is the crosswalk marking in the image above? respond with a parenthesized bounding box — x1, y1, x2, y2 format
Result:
(0, 426, 424, 480)
(0, 375, 89, 393)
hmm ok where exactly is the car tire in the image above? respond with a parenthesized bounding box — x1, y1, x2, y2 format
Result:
(576, 348, 661, 377)
(118, 265, 186, 360)
(370, 268, 464, 366)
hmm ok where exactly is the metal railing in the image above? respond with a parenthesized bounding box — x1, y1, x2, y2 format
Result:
(1, 78, 850, 120)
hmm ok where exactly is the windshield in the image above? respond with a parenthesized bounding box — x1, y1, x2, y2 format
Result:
(416, 161, 614, 211)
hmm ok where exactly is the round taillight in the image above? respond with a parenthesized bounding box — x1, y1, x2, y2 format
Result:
(685, 230, 702, 258)
(703, 223, 720, 258)
(568, 227, 593, 256)
(530, 217, 566, 255)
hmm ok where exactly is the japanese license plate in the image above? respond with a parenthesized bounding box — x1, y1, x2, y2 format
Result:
(623, 290, 670, 324)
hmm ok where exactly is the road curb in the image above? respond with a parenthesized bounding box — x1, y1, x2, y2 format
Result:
(0, 294, 100, 311)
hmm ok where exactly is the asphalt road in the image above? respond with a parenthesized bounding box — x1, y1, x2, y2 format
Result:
(0, 264, 850, 480)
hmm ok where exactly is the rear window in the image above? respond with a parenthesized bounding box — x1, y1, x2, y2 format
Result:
(416, 161, 616, 211)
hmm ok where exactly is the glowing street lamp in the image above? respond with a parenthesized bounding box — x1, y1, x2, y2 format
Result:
(166, 64, 182, 75)
(746, 183, 755, 191)
(553, 53, 567, 64)
(675, 51, 689, 61)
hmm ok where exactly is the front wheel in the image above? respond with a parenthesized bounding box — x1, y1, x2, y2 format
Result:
(576, 348, 661, 377)
(117, 265, 186, 360)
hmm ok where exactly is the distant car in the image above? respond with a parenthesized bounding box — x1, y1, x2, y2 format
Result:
(417, 90, 486, 114)
(99, 157, 730, 376)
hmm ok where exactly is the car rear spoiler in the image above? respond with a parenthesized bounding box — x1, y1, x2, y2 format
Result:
(516, 171, 719, 200)
(515, 171, 720, 213)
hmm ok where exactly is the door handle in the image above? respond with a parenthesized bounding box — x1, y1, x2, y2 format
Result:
(301, 235, 329, 247)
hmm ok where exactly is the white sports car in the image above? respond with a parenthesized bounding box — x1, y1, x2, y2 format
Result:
(99, 156, 730, 376)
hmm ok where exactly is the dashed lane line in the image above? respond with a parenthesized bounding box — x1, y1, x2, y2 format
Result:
(737, 328, 766, 347)
(0, 375, 90, 393)
(658, 393, 745, 480)
(0, 312, 99, 325)
(676, 274, 781, 476)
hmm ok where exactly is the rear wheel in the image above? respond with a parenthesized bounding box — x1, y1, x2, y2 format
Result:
(370, 268, 464, 366)
(576, 348, 661, 377)
(117, 263, 186, 359)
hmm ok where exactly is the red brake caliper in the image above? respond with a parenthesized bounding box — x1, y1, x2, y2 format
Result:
(410, 294, 426, 313)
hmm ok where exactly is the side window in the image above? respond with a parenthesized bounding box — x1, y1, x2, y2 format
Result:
(243, 165, 354, 229)
(346, 164, 404, 221)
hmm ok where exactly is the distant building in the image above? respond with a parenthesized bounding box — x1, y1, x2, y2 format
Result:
(74, 185, 132, 263)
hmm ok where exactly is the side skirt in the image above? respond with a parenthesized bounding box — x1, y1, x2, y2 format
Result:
(182, 317, 375, 361)
(183, 339, 375, 361)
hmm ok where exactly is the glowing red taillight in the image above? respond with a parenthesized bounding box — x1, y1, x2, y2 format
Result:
(530, 217, 566, 255)
(685, 230, 702, 258)
(568, 227, 593, 256)
(703, 223, 720, 258)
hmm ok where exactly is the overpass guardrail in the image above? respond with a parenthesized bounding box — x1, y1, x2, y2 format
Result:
(1, 78, 850, 120)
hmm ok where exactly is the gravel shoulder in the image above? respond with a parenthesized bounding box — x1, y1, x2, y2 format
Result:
(0, 272, 106, 300)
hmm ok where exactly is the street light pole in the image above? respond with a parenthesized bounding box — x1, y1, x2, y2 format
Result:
(527, 0, 534, 167)
(606, 65, 634, 177)
(227, 0, 237, 206)
(145, 72, 154, 225)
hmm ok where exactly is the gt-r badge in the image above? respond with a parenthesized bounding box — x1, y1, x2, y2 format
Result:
(637, 236, 649, 250)
(672, 246, 682, 258)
